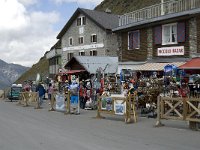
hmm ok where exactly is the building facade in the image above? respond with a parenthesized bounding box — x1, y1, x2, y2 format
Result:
(56, 8, 119, 68)
(113, 0, 200, 73)
(46, 40, 62, 78)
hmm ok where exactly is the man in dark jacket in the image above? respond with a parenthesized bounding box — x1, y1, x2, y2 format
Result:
(36, 83, 46, 106)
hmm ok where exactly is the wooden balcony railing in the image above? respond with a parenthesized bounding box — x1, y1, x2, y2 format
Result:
(119, 0, 200, 26)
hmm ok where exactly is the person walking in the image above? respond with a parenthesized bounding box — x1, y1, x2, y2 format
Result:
(36, 83, 46, 107)
(47, 83, 55, 110)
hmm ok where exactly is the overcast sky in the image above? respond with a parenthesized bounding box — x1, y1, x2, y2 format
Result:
(0, 0, 103, 67)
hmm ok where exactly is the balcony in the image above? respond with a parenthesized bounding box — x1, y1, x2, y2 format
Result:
(46, 48, 62, 59)
(119, 0, 200, 27)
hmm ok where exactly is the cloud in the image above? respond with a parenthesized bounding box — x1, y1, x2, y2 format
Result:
(0, 0, 59, 67)
(18, 0, 38, 6)
(52, 0, 103, 7)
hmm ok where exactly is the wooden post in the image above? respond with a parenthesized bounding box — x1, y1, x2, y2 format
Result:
(182, 98, 187, 120)
(126, 94, 137, 123)
(34, 92, 41, 109)
(131, 94, 137, 123)
(95, 94, 105, 119)
(155, 96, 164, 127)
(23, 92, 29, 107)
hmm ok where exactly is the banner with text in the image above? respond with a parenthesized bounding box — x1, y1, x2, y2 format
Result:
(157, 46, 184, 56)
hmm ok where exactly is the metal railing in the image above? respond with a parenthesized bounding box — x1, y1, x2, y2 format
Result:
(119, 0, 200, 26)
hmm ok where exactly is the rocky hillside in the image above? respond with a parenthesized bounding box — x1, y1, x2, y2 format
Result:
(95, 0, 165, 14)
(0, 59, 29, 89)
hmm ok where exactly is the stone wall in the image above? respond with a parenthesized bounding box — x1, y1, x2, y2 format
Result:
(189, 17, 198, 58)
(61, 13, 118, 64)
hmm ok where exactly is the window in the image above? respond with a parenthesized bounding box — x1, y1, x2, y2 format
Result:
(67, 53, 73, 61)
(162, 23, 177, 45)
(90, 50, 97, 56)
(79, 51, 85, 56)
(128, 30, 140, 50)
(82, 17, 86, 25)
(77, 16, 86, 26)
(77, 18, 81, 26)
(69, 37, 73, 46)
(91, 34, 97, 43)
(78, 37, 84, 44)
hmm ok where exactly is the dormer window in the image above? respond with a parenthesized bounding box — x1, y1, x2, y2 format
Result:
(77, 16, 86, 26)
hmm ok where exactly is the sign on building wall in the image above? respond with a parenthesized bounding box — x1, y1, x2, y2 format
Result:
(157, 46, 184, 56)
(63, 43, 104, 51)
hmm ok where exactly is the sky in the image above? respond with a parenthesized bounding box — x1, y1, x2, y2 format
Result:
(0, 0, 103, 67)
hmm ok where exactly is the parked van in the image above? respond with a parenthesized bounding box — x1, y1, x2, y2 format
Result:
(8, 84, 22, 101)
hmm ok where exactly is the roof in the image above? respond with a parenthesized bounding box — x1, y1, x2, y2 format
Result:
(118, 62, 185, 74)
(65, 56, 118, 74)
(50, 39, 61, 50)
(179, 57, 200, 69)
(57, 8, 119, 39)
(113, 8, 200, 32)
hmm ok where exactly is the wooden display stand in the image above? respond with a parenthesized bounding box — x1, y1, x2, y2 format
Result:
(95, 94, 137, 123)
(19, 92, 39, 108)
(156, 96, 200, 130)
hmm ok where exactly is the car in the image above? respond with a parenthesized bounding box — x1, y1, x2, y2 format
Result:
(8, 84, 22, 101)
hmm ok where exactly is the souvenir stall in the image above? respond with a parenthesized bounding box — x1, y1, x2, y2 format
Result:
(64, 70, 86, 114)
(179, 57, 200, 98)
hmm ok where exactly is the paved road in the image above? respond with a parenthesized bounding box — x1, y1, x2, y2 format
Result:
(0, 99, 199, 150)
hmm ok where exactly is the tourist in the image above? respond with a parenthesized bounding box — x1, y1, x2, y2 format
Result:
(36, 83, 46, 106)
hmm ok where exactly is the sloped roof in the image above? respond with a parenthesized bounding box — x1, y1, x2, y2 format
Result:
(179, 57, 200, 69)
(65, 56, 118, 74)
(57, 8, 119, 39)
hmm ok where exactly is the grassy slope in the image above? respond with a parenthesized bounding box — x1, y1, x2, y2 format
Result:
(95, 0, 161, 14)
(15, 56, 49, 84)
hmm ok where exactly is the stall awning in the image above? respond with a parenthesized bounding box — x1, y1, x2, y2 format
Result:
(179, 57, 200, 69)
(137, 62, 185, 71)
(118, 62, 185, 73)
(64, 70, 86, 74)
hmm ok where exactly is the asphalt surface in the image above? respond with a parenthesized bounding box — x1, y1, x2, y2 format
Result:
(0, 99, 199, 150)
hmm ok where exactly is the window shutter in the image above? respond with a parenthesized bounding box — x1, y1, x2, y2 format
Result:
(128, 32, 133, 49)
(133, 31, 139, 49)
(154, 26, 162, 45)
(177, 22, 185, 43)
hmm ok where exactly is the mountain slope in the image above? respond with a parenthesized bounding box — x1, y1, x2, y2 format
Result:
(0, 59, 29, 89)
(15, 56, 49, 84)
(95, 0, 162, 14)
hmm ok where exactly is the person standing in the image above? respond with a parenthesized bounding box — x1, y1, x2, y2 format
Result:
(36, 83, 46, 107)
(48, 83, 55, 110)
